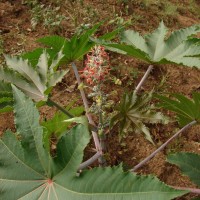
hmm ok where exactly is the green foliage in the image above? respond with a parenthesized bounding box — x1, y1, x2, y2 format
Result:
(42, 105, 84, 138)
(110, 91, 168, 144)
(101, 21, 200, 68)
(37, 23, 101, 64)
(192, 197, 200, 200)
(64, 115, 88, 127)
(22, 48, 53, 67)
(156, 93, 200, 127)
(0, 81, 13, 113)
(0, 49, 67, 102)
(27, 0, 65, 32)
(163, 2, 178, 16)
(1, 20, 200, 199)
(0, 85, 186, 200)
(0, 36, 3, 56)
(38, 23, 120, 64)
(167, 152, 200, 187)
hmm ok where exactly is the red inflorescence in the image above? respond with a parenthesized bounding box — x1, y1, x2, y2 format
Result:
(80, 46, 110, 85)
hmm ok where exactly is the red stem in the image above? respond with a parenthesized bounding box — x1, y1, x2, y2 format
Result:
(130, 120, 197, 172)
(72, 62, 102, 152)
(172, 186, 200, 195)
(135, 65, 153, 93)
(78, 152, 102, 171)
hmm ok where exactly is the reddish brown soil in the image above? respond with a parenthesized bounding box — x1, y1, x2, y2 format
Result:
(0, 0, 200, 199)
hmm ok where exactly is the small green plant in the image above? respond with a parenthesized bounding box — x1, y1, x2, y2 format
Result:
(0, 81, 13, 113)
(42, 104, 84, 139)
(108, 15, 132, 30)
(110, 90, 168, 143)
(0, 36, 3, 55)
(143, 0, 161, 7)
(43, 6, 65, 32)
(28, 1, 65, 32)
(177, 0, 200, 19)
(163, 2, 178, 16)
(0, 36, 4, 65)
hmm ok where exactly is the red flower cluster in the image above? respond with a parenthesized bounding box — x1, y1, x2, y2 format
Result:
(80, 46, 110, 85)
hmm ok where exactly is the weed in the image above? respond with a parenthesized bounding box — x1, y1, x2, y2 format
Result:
(0, 36, 4, 64)
(0, 36, 3, 56)
(27, 1, 65, 32)
(163, 2, 178, 16)
(141, 0, 161, 8)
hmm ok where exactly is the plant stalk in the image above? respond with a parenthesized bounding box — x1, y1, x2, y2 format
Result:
(71, 62, 102, 153)
(130, 120, 197, 172)
(78, 152, 102, 171)
(171, 186, 200, 195)
(47, 98, 74, 118)
(48, 98, 99, 133)
(135, 65, 153, 93)
(97, 84, 107, 166)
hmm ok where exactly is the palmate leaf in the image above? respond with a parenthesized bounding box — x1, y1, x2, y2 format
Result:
(167, 153, 200, 187)
(0, 49, 67, 102)
(37, 23, 102, 64)
(22, 48, 59, 68)
(42, 105, 84, 152)
(111, 91, 168, 144)
(156, 93, 200, 127)
(37, 23, 120, 64)
(0, 86, 186, 199)
(102, 21, 200, 68)
(42, 106, 84, 138)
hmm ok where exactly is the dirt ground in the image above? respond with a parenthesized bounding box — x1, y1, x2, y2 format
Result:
(0, 0, 200, 199)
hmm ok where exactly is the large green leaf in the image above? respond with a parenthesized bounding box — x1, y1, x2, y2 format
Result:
(37, 23, 121, 65)
(22, 48, 58, 68)
(0, 50, 67, 102)
(0, 86, 186, 199)
(37, 23, 102, 64)
(42, 106, 84, 138)
(167, 153, 200, 187)
(42, 105, 84, 152)
(102, 22, 200, 68)
(111, 91, 168, 144)
(156, 93, 200, 127)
